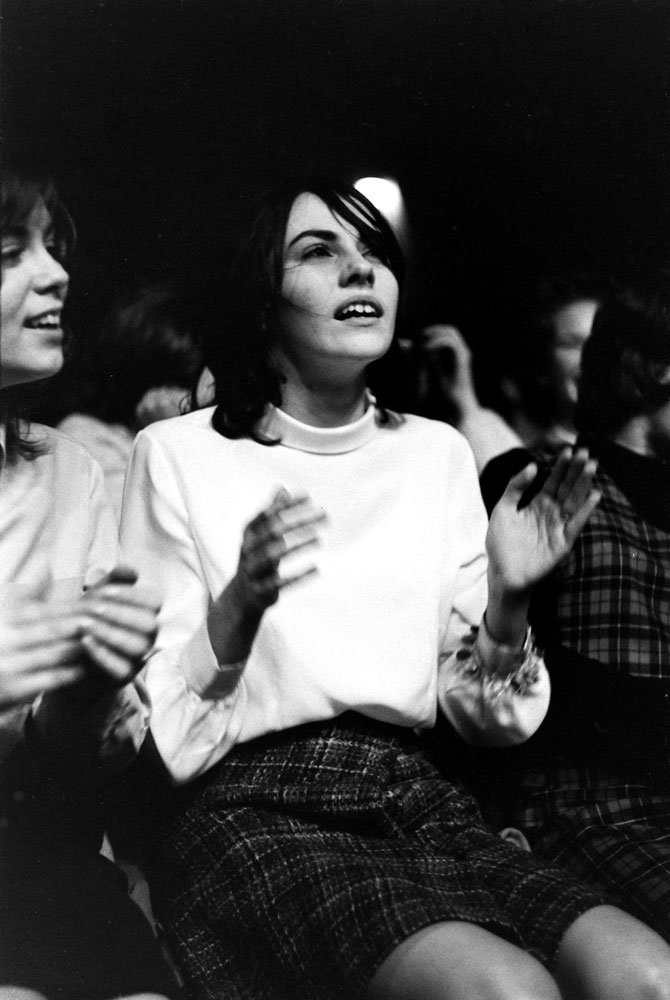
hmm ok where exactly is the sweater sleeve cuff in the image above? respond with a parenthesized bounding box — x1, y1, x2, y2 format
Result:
(180, 620, 247, 699)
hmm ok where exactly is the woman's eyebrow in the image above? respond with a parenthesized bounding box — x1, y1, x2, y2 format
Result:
(287, 228, 338, 249)
(2, 225, 29, 239)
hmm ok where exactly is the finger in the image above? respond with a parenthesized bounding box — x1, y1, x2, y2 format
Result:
(26, 664, 87, 693)
(83, 584, 161, 616)
(3, 614, 87, 650)
(500, 462, 538, 506)
(539, 447, 571, 498)
(84, 616, 156, 663)
(86, 565, 139, 591)
(421, 325, 465, 351)
(555, 449, 593, 503)
(246, 504, 327, 552)
(0, 665, 86, 707)
(563, 488, 602, 540)
(277, 565, 319, 592)
(84, 600, 160, 638)
(80, 632, 142, 685)
(540, 447, 582, 500)
(245, 531, 321, 577)
(560, 458, 599, 516)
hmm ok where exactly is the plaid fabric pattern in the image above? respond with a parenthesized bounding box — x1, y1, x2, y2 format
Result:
(519, 769, 670, 940)
(512, 449, 670, 939)
(148, 714, 603, 1000)
(551, 462, 670, 678)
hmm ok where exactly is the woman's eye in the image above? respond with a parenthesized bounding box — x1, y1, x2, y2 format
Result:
(361, 244, 387, 264)
(45, 241, 65, 264)
(1, 243, 23, 266)
(302, 244, 332, 260)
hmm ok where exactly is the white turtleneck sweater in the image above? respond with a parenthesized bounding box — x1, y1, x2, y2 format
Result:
(120, 403, 549, 784)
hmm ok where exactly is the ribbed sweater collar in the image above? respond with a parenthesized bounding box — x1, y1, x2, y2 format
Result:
(260, 395, 378, 454)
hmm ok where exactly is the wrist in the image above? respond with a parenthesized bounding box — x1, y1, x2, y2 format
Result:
(484, 580, 531, 649)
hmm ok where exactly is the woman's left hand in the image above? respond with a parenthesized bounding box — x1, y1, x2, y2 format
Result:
(486, 447, 601, 595)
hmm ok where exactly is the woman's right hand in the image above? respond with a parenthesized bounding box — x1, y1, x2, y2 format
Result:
(232, 487, 326, 613)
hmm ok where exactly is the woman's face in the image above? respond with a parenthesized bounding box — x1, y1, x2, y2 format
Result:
(274, 192, 399, 378)
(1, 198, 69, 390)
(548, 298, 599, 411)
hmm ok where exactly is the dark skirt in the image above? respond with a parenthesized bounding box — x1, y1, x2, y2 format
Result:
(150, 713, 605, 1000)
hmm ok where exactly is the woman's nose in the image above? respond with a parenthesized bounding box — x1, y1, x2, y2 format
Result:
(339, 251, 374, 287)
(33, 246, 69, 296)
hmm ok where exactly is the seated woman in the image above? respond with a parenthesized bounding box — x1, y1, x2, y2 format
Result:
(120, 177, 670, 1000)
(480, 269, 670, 944)
(0, 161, 180, 1000)
(56, 281, 209, 524)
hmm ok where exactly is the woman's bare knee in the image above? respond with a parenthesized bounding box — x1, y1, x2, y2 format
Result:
(0, 990, 49, 1000)
(555, 904, 670, 1000)
(366, 921, 561, 1000)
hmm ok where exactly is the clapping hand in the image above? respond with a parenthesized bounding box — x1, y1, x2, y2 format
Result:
(486, 448, 601, 596)
(79, 565, 160, 688)
(232, 488, 327, 613)
(0, 566, 160, 709)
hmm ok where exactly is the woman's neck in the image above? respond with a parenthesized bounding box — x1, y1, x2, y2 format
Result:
(277, 361, 369, 428)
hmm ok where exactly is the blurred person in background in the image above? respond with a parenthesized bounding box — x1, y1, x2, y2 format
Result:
(414, 272, 604, 472)
(479, 268, 670, 944)
(57, 281, 211, 524)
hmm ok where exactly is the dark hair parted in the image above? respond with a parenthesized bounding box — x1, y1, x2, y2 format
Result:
(576, 269, 670, 438)
(205, 177, 405, 442)
(1, 162, 76, 460)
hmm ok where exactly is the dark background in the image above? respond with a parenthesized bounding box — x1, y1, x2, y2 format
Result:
(2, 0, 670, 378)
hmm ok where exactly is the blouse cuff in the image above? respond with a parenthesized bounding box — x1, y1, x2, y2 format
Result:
(180, 620, 247, 699)
(455, 616, 543, 699)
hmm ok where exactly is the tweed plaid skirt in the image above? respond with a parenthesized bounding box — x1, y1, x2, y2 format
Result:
(150, 713, 604, 1000)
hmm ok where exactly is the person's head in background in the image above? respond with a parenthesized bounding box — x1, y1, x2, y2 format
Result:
(576, 268, 670, 460)
(503, 272, 605, 447)
(69, 281, 206, 430)
(1, 161, 75, 457)
(203, 175, 406, 441)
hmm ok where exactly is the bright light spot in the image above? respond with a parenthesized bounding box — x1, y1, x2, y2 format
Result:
(354, 176, 405, 232)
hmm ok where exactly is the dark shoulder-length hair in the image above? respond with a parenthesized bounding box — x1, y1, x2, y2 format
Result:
(576, 269, 670, 439)
(1, 161, 76, 460)
(205, 176, 406, 442)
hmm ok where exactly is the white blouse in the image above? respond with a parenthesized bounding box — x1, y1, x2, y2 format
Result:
(120, 403, 549, 785)
(0, 422, 149, 766)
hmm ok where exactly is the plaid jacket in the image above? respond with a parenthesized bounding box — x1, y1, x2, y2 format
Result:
(548, 443, 670, 679)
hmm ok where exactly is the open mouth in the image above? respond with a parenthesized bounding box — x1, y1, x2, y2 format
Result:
(334, 299, 383, 321)
(24, 311, 62, 330)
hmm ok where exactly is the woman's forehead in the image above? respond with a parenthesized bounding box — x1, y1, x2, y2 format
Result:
(284, 191, 367, 246)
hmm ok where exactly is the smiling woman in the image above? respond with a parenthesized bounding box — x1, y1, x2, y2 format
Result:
(0, 201, 69, 389)
(0, 162, 179, 1000)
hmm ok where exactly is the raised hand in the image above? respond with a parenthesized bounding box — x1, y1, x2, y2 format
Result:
(419, 324, 480, 417)
(232, 488, 326, 613)
(486, 447, 601, 596)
